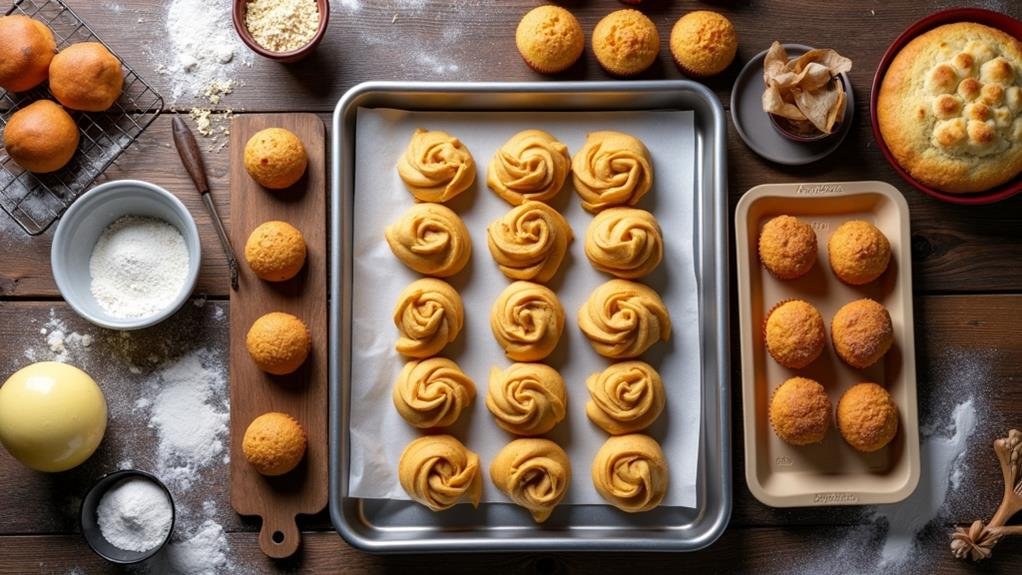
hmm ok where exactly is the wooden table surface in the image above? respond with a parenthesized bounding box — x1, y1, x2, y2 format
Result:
(1, 1, 1021, 573)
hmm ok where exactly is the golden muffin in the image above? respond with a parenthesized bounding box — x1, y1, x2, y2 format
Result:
(2, 100, 79, 174)
(572, 130, 653, 212)
(393, 278, 463, 359)
(758, 215, 817, 280)
(585, 361, 665, 435)
(769, 377, 831, 446)
(585, 207, 663, 279)
(397, 128, 476, 203)
(242, 412, 307, 476)
(246, 312, 312, 375)
(591, 434, 668, 513)
(486, 363, 566, 436)
(487, 201, 573, 283)
(244, 221, 306, 282)
(831, 299, 893, 369)
(48, 42, 123, 112)
(490, 281, 565, 362)
(398, 435, 481, 511)
(515, 6, 584, 74)
(669, 11, 738, 77)
(877, 22, 1022, 193)
(837, 382, 899, 452)
(385, 202, 471, 278)
(0, 15, 56, 92)
(578, 279, 671, 359)
(592, 9, 660, 77)
(487, 129, 571, 205)
(764, 299, 826, 369)
(827, 220, 891, 285)
(392, 358, 475, 429)
(490, 438, 571, 523)
(244, 127, 308, 190)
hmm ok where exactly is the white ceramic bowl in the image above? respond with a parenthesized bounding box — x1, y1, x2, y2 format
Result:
(51, 180, 201, 330)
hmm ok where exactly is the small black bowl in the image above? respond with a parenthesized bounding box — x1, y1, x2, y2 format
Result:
(80, 469, 176, 564)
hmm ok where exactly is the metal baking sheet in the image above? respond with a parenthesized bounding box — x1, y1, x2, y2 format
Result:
(329, 81, 730, 553)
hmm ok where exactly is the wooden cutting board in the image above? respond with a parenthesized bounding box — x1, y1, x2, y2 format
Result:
(228, 113, 327, 559)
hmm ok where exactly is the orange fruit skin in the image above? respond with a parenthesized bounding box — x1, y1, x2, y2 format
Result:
(49, 42, 124, 112)
(4, 100, 79, 173)
(0, 15, 57, 92)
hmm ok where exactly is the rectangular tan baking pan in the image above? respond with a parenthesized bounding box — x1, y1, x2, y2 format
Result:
(735, 181, 919, 507)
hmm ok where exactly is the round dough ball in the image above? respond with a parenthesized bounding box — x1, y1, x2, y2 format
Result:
(49, 42, 123, 112)
(242, 412, 307, 476)
(246, 312, 311, 375)
(0, 15, 56, 92)
(764, 299, 826, 369)
(244, 128, 308, 190)
(591, 434, 668, 513)
(244, 221, 306, 282)
(758, 215, 817, 280)
(831, 299, 894, 369)
(837, 383, 899, 452)
(828, 220, 891, 285)
(398, 435, 481, 511)
(2, 100, 79, 174)
(769, 377, 831, 446)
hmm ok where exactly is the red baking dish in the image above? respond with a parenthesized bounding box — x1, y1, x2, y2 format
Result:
(870, 8, 1022, 205)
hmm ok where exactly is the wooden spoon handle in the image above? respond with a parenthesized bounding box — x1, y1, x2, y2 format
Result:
(171, 116, 210, 194)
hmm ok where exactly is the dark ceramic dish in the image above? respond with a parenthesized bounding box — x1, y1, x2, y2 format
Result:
(232, 0, 330, 63)
(80, 469, 176, 564)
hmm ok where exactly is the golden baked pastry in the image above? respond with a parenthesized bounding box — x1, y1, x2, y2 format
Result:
(584, 207, 663, 279)
(486, 201, 573, 283)
(591, 434, 668, 513)
(578, 279, 671, 359)
(877, 22, 1022, 193)
(827, 220, 891, 285)
(837, 382, 899, 452)
(393, 358, 475, 429)
(831, 299, 893, 369)
(242, 412, 307, 476)
(397, 128, 476, 203)
(244, 127, 308, 190)
(591, 9, 660, 76)
(246, 312, 311, 375)
(514, 6, 584, 74)
(398, 434, 482, 511)
(585, 361, 665, 435)
(486, 363, 566, 436)
(764, 299, 826, 369)
(244, 221, 306, 282)
(2, 100, 79, 174)
(487, 129, 571, 205)
(385, 203, 471, 278)
(0, 15, 56, 92)
(769, 377, 831, 446)
(669, 11, 738, 78)
(490, 281, 565, 362)
(572, 131, 653, 213)
(48, 42, 123, 112)
(490, 438, 571, 523)
(393, 278, 463, 359)
(758, 215, 817, 280)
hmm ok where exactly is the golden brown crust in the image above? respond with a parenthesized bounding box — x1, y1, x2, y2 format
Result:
(486, 363, 566, 436)
(242, 412, 307, 476)
(244, 128, 309, 190)
(877, 22, 1022, 193)
(669, 11, 738, 77)
(514, 6, 584, 74)
(757, 215, 817, 280)
(392, 278, 463, 359)
(490, 438, 571, 522)
(592, 9, 660, 77)
(244, 221, 307, 282)
(585, 207, 663, 279)
(49, 42, 123, 112)
(837, 383, 899, 452)
(591, 434, 668, 513)
(245, 312, 311, 375)
(827, 220, 891, 285)
(490, 281, 565, 362)
(572, 131, 653, 212)
(0, 15, 56, 92)
(487, 130, 571, 205)
(585, 361, 665, 435)
(764, 299, 826, 369)
(768, 377, 831, 446)
(577, 279, 671, 359)
(392, 358, 476, 429)
(398, 435, 481, 511)
(486, 201, 573, 283)
(831, 299, 894, 369)
(385, 203, 471, 278)
(2, 100, 79, 174)
(397, 128, 476, 203)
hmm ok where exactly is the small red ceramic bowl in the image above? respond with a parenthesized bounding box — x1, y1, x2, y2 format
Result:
(232, 0, 330, 63)
(871, 8, 1022, 205)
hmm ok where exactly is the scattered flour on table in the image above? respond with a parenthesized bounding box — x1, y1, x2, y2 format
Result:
(156, 0, 249, 102)
(147, 519, 230, 575)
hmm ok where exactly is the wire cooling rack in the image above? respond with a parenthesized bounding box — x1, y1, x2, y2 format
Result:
(0, 0, 164, 235)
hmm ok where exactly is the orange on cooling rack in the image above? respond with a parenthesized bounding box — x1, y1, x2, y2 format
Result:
(0, 15, 57, 93)
(4, 100, 80, 174)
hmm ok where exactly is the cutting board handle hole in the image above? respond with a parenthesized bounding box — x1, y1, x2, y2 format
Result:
(272, 531, 285, 544)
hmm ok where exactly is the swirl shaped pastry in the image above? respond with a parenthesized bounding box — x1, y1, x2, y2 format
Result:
(490, 438, 571, 522)
(487, 129, 571, 205)
(572, 131, 653, 212)
(487, 201, 573, 283)
(578, 279, 672, 359)
(398, 435, 482, 511)
(591, 434, 668, 513)
(486, 363, 567, 436)
(392, 358, 476, 428)
(385, 203, 471, 277)
(490, 281, 565, 361)
(397, 128, 476, 203)
(585, 361, 665, 434)
(393, 278, 464, 358)
(584, 207, 663, 278)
